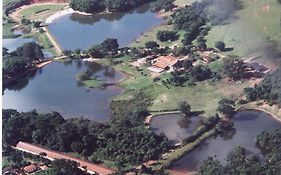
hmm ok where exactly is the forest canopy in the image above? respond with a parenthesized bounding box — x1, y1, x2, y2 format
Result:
(70, 0, 155, 13)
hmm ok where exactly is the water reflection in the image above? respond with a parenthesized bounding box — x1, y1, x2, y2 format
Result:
(171, 110, 281, 172)
(150, 113, 201, 145)
(3, 61, 125, 121)
(47, 4, 164, 50)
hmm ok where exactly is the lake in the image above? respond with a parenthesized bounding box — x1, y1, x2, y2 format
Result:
(2, 5, 165, 121)
(150, 113, 202, 145)
(3, 61, 125, 121)
(170, 110, 281, 173)
(47, 4, 164, 50)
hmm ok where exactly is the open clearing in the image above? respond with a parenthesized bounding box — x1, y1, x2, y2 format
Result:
(13, 3, 67, 21)
(206, 0, 281, 68)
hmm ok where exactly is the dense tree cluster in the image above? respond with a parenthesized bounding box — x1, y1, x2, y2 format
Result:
(70, 0, 155, 13)
(216, 98, 236, 119)
(88, 38, 119, 58)
(150, 0, 175, 12)
(3, 42, 44, 76)
(199, 129, 281, 175)
(3, 92, 167, 169)
(145, 41, 159, 50)
(190, 65, 212, 81)
(178, 101, 191, 117)
(244, 69, 281, 106)
(221, 56, 247, 80)
(4, 0, 28, 16)
(170, 2, 208, 46)
(164, 64, 213, 87)
(156, 30, 179, 42)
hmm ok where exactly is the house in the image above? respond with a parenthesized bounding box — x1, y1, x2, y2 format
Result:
(148, 56, 179, 73)
(23, 164, 39, 174)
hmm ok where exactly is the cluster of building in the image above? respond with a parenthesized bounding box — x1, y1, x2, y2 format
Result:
(3, 163, 42, 175)
(131, 55, 182, 73)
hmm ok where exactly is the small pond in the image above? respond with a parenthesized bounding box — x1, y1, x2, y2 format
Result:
(150, 113, 202, 145)
(170, 110, 281, 173)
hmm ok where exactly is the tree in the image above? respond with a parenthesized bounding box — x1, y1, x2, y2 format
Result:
(70, 0, 105, 13)
(104, 0, 129, 12)
(62, 50, 72, 56)
(101, 38, 119, 53)
(15, 42, 44, 61)
(3, 57, 28, 75)
(157, 30, 178, 42)
(197, 42, 207, 50)
(182, 59, 193, 70)
(88, 45, 105, 58)
(21, 18, 30, 25)
(3, 47, 9, 56)
(33, 21, 41, 28)
(190, 65, 212, 81)
(179, 101, 191, 117)
(221, 56, 246, 80)
(150, 0, 175, 12)
(51, 159, 90, 175)
(145, 41, 159, 50)
(217, 98, 236, 119)
(75, 48, 81, 55)
(278, 0, 281, 4)
(215, 41, 225, 51)
(199, 157, 223, 175)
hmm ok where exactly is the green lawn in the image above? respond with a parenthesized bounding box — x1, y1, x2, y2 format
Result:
(18, 4, 66, 21)
(149, 81, 222, 116)
(206, 0, 281, 66)
(84, 79, 104, 88)
(3, 22, 18, 38)
(24, 30, 57, 55)
(129, 22, 185, 48)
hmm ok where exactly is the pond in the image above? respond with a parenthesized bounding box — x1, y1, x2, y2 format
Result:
(3, 36, 35, 52)
(170, 110, 281, 173)
(2, 61, 125, 121)
(47, 4, 164, 50)
(3, 36, 53, 58)
(150, 113, 202, 145)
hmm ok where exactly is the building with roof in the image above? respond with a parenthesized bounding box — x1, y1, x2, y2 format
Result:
(23, 164, 39, 174)
(15, 141, 115, 175)
(148, 55, 179, 73)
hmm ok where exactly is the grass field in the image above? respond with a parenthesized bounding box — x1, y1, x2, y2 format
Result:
(23, 30, 57, 55)
(84, 79, 104, 88)
(206, 0, 281, 67)
(129, 22, 185, 48)
(98, 55, 255, 117)
(17, 4, 66, 21)
(3, 22, 18, 38)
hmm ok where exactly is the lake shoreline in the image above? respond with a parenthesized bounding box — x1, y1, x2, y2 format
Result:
(238, 107, 281, 124)
(3, 59, 53, 85)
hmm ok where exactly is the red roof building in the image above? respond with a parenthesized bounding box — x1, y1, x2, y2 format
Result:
(23, 164, 38, 174)
(149, 56, 179, 72)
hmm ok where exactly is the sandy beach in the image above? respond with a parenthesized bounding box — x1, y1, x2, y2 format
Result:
(45, 8, 91, 24)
